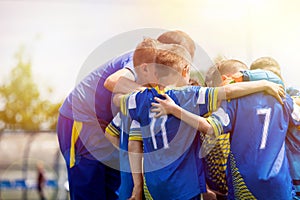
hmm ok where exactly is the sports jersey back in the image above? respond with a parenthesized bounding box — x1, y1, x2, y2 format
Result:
(126, 86, 218, 200)
(59, 52, 134, 128)
(212, 93, 297, 199)
(285, 86, 300, 198)
(58, 52, 134, 160)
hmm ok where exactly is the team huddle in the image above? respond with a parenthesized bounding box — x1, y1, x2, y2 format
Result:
(56, 30, 300, 200)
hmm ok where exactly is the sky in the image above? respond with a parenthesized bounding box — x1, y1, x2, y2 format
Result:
(1, 0, 300, 102)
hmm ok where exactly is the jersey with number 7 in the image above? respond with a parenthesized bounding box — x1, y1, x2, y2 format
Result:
(211, 92, 300, 199)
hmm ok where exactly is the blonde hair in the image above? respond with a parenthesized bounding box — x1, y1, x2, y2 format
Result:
(250, 57, 282, 80)
(205, 59, 247, 87)
(216, 59, 248, 76)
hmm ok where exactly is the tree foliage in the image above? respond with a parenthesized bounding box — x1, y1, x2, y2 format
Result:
(0, 50, 62, 131)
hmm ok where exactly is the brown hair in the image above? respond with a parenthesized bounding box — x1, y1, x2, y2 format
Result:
(133, 38, 191, 67)
(154, 43, 191, 78)
(133, 38, 191, 80)
(157, 30, 195, 59)
(133, 38, 157, 68)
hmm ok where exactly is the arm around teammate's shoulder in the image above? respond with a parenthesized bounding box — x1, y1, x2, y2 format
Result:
(218, 80, 285, 105)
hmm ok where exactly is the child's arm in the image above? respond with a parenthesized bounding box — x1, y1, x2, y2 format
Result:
(128, 140, 143, 200)
(218, 80, 285, 105)
(151, 94, 215, 135)
(152, 80, 284, 119)
(104, 68, 144, 94)
(104, 122, 120, 149)
(104, 113, 121, 148)
(104, 131, 120, 149)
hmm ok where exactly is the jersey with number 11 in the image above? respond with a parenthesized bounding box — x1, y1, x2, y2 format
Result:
(125, 86, 218, 200)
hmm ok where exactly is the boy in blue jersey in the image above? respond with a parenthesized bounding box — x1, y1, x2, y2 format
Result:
(104, 32, 197, 200)
(153, 59, 297, 199)
(118, 40, 285, 200)
(57, 30, 196, 200)
(250, 57, 300, 199)
(201, 60, 286, 199)
(105, 37, 196, 200)
(210, 60, 298, 199)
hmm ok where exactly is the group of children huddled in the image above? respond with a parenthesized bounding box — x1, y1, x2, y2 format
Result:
(57, 29, 300, 200)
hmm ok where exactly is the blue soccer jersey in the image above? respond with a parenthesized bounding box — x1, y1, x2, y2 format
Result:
(286, 87, 300, 198)
(247, 70, 300, 198)
(58, 52, 135, 163)
(57, 52, 136, 200)
(210, 93, 300, 199)
(122, 86, 218, 200)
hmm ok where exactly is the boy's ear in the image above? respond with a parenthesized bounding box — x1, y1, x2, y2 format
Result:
(141, 63, 148, 72)
(182, 65, 190, 77)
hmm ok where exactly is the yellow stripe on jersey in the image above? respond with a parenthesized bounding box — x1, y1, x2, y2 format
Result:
(105, 123, 120, 137)
(120, 93, 130, 116)
(144, 177, 153, 200)
(209, 88, 213, 112)
(229, 153, 256, 199)
(70, 120, 82, 168)
(206, 116, 223, 137)
(129, 129, 143, 141)
(212, 87, 219, 111)
(208, 87, 219, 113)
(129, 136, 143, 141)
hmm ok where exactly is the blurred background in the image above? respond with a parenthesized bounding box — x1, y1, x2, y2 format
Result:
(1, 0, 299, 199)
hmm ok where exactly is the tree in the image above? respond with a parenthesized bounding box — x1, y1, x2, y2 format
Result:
(0, 49, 62, 131)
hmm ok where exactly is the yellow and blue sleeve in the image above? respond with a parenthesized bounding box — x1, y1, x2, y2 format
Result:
(129, 120, 142, 141)
(105, 123, 120, 137)
(208, 87, 219, 113)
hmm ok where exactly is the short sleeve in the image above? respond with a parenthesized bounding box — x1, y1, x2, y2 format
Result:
(123, 53, 137, 81)
(210, 101, 234, 134)
(241, 69, 284, 86)
(120, 91, 142, 141)
(105, 112, 121, 137)
(196, 87, 219, 115)
(129, 120, 142, 141)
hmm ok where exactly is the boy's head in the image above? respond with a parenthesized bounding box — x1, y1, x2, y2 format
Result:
(216, 59, 248, 76)
(205, 59, 247, 87)
(250, 57, 283, 80)
(157, 30, 195, 60)
(133, 38, 192, 87)
(154, 42, 192, 87)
